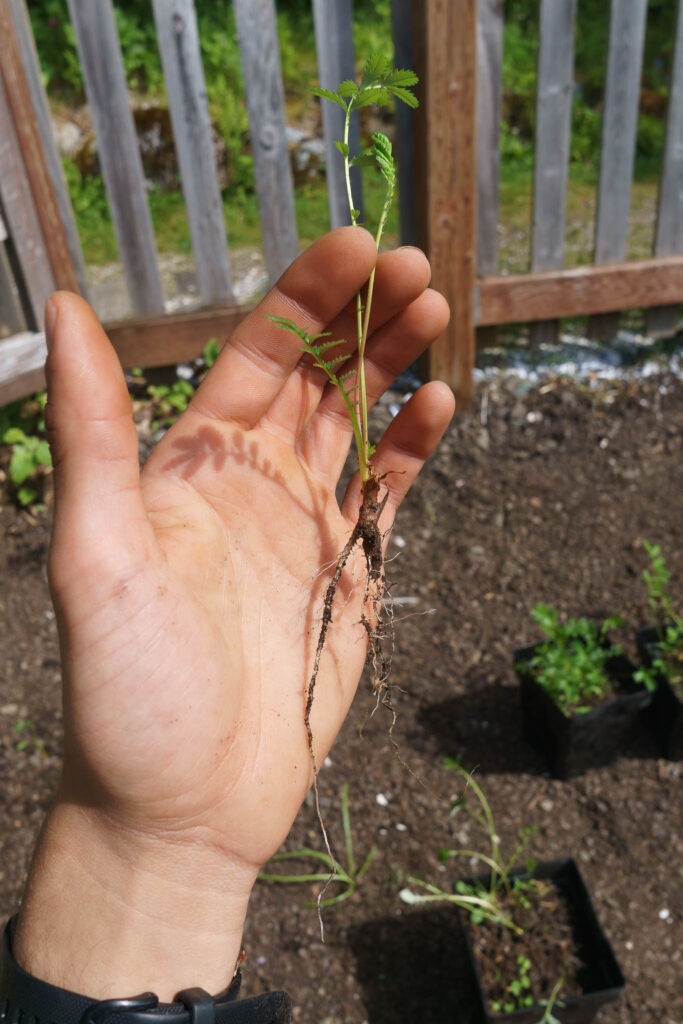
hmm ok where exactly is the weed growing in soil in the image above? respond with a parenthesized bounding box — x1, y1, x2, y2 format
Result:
(635, 541, 683, 698)
(257, 784, 376, 908)
(399, 760, 544, 935)
(1, 392, 51, 507)
(270, 56, 418, 865)
(399, 761, 571, 1018)
(521, 604, 636, 713)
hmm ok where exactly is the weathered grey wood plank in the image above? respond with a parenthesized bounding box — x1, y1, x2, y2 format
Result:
(475, 0, 504, 348)
(392, 0, 418, 247)
(647, 0, 683, 337)
(234, 0, 298, 283)
(0, 205, 27, 336)
(0, 330, 46, 404)
(477, 0, 503, 277)
(66, 0, 164, 316)
(0, 72, 54, 330)
(589, 0, 648, 339)
(152, 0, 234, 305)
(8, 0, 88, 297)
(530, 0, 577, 346)
(312, 0, 363, 230)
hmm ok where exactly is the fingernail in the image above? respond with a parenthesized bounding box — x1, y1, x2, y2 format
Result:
(44, 297, 57, 351)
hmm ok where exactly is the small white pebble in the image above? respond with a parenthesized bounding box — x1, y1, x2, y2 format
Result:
(323, 756, 333, 768)
(257, 955, 267, 965)
(378, 827, 388, 836)
(540, 798, 554, 812)
(392, 535, 406, 549)
(625, 941, 634, 951)
(376, 793, 389, 807)
(395, 822, 408, 832)
(659, 908, 670, 920)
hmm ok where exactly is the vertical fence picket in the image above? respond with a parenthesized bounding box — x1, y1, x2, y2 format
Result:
(234, 0, 298, 284)
(392, 0, 417, 247)
(589, 0, 648, 340)
(8, 0, 88, 297)
(312, 0, 362, 230)
(0, 206, 27, 335)
(414, 0, 477, 404)
(0, 72, 54, 330)
(529, 0, 577, 347)
(647, 0, 683, 338)
(153, 0, 234, 306)
(475, 0, 503, 348)
(66, 0, 164, 317)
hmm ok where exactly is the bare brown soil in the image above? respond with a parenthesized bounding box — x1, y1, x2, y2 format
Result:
(1, 373, 682, 1024)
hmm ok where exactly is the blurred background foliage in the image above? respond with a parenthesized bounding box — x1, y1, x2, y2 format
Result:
(26, 0, 679, 264)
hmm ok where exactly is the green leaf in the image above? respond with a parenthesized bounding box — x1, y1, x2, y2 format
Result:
(34, 440, 52, 468)
(387, 85, 419, 109)
(350, 153, 376, 168)
(353, 86, 390, 109)
(384, 68, 419, 88)
(334, 139, 350, 159)
(311, 86, 346, 111)
(3, 427, 28, 444)
(10, 448, 36, 485)
(361, 53, 391, 87)
(337, 79, 358, 97)
(203, 338, 220, 368)
(17, 486, 37, 506)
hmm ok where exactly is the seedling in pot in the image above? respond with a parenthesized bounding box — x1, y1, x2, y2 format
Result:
(271, 57, 418, 854)
(519, 603, 641, 714)
(635, 541, 683, 699)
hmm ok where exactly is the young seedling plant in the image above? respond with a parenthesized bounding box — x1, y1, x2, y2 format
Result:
(270, 58, 418, 841)
(258, 783, 376, 908)
(399, 760, 569, 1018)
(520, 604, 643, 714)
(635, 541, 683, 699)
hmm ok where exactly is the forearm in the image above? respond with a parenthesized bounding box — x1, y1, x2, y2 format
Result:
(13, 800, 257, 1002)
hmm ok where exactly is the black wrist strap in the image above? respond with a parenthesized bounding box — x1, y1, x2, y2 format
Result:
(1, 919, 291, 1024)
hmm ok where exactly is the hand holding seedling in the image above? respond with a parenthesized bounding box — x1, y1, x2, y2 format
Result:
(14, 229, 453, 1000)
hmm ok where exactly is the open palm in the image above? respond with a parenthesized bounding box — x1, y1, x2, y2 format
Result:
(45, 227, 453, 884)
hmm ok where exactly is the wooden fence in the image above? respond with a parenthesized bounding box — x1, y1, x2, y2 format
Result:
(1, 0, 683, 410)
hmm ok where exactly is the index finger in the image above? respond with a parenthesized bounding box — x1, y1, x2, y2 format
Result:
(191, 227, 377, 428)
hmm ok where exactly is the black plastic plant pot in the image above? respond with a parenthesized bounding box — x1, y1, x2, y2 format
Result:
(636, 626, 683, 760)
(514, 643, 651, 779)
(457, 858, 625, 1024)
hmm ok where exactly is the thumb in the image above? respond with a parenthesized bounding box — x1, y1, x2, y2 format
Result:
(44, 292, 154, 578)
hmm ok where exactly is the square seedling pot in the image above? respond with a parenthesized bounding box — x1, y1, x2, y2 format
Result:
(636, 626, 683, 760)
(514, 643, 651, 779)
(457, 858, 625, 1024)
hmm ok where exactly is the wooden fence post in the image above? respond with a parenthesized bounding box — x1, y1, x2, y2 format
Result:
(312, 0, 362, 230)
(647, 0, 683, 338)
(234, 0, 298, 284)
(413, 0, 477, 406)
(0, 0, 80, 304)
(67, 0, 165, 317)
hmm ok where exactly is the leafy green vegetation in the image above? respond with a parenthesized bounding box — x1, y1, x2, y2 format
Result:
(1, 393, 51, 507)
(635, 542, 683, 698)
(519, 604, 642, 715)
(258, 783, 376, 908)
(400, 760, 543, 934)
(29, 1, 673, 273)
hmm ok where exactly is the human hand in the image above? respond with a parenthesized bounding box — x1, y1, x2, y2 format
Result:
(14, 228, 453, 999)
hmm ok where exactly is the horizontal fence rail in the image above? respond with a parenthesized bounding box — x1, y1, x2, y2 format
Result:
(1, 0, 683, 409)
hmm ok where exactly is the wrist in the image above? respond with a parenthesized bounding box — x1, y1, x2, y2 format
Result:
(13, 799, 258, 1001)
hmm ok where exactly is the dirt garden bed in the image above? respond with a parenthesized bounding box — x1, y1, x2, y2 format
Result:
(1, 372, 681, 1024)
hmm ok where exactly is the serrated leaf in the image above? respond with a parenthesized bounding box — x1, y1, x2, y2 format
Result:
(361, 53, 391, 87)
(325, 354, 349, 370)
(387, 85, 419, 109)
(353, 87, 390, 109)
(337, 79, 358, 97)
(315, 337, 348, 353)
(334, 139, 350, 158)
(384, 68, 419, 88)
(311, 86, 346, 111)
